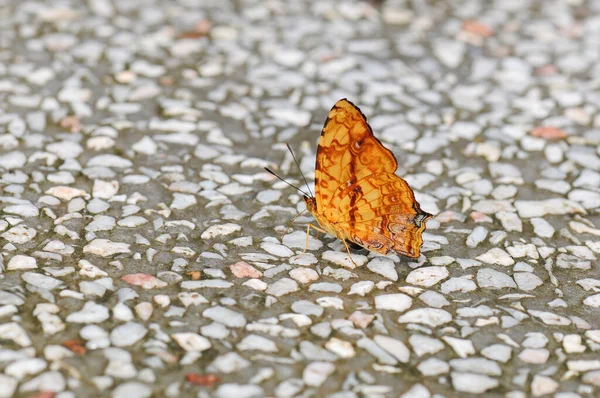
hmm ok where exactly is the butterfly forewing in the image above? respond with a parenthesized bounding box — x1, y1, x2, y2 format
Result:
(315, 100, 397, 214)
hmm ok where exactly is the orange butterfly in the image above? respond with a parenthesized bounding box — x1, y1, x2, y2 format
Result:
(269, 99, 432, 258)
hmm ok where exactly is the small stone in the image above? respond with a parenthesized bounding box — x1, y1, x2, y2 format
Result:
(267, 108, 312, 127)
(266, 278, 299, 297)
(419, 290, 450, 307)
(348, 281, 375, 296)
(4, 358, 47, 380)
(66, 301, 110, 324)
(398, 308, 452, 327)
(260, 241, 294, 257)
(477, 268, 517, 289)
(110, 322, 147, 347)
(303, 361, 335, 387)
(406, 266, 449, 287)
(83, 239, 130, 257)
(112, 382, 152, 398)
(171, 193, 197, 210)
(348, 311, 374, 329)
(443, 337, 476, 358)
(400, 384, 430, 398)
(229, 262, 262, 278)
(238, 334, 278, 352)
(519, 348, 550, 364)
(172, 333, 211, 352)
(374, 293, 412, 312)
(451, 372, 499, 394)
(289, 267, 319, 284)
(476, 248, 515, 266)
(531, 375, 559, 397)
(325, 337, 355, 358)
(481, 344, 512, 363)
(201, 223, 241, 239)
(215, 384, 263, 398)
(418, 358, 449, 376)
(514, 272, 543, 291)
(374, 335, 410, 363)
(409, 335, 445, 357)
(7, 255, 37, 270)
(21, 272, 63, 290)
(515, 199, 585, 218)
(322, 250, 368, 269)
(209, 352, 251, 374)
(121, 273, 167, 289)
(202, 306, 246, 328)
(367, 257, 398, 281)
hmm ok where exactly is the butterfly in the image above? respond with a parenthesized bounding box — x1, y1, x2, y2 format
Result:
(268, 99, 432, 258)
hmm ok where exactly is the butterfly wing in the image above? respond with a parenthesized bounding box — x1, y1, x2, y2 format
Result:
(315, 99, 398, 219)
(313, 98, 431, 258)
(332, 173, 432, 257)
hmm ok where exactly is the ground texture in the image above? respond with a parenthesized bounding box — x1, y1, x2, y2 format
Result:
(1, 0, 600, 397)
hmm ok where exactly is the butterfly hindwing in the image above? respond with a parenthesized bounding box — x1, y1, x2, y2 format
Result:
(332, 173, 431, 257)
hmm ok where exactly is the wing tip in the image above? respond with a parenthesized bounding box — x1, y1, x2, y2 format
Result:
(332, 98, 369, 123)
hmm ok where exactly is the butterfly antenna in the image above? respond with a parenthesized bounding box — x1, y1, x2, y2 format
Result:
(264, 167, 310, 197)
(285, 142, 314, 198)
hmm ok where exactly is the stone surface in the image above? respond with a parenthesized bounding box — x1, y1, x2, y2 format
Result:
(0, 1, 598, 396)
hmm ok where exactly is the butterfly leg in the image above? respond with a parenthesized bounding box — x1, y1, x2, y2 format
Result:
(298, 223, 326, 259)
(340, 237, 359, 268)
(284, 209, 308, 236)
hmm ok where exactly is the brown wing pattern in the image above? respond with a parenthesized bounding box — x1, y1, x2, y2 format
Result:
(332, 173, 431, 257)
(312, 98, 432, 258)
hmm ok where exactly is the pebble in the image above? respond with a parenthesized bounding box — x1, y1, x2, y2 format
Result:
(406, 266, 449, 287)
(282, 231, 323, 250)
(530, 217, 555, 238)
(172, 333, 212, 352)
(303, 361, 335, 387)
(374, 335, 410, 363)
(398, 309, 452, 327)
(466, 226, 488, 248)
(477, 268, 517, 289)
(531, 375, 559, 396)
(237, 334, 278, 353)
(366, 257, 398, 281)
(443, 337, 476, 358)
(322, 250, 368, 269)
(451, 372, 499, 394)
(514, 272, 543, 291)
(420, 290, 451, 307)
(215, 384, 264, 398)
(110, 322, 147, 347)
(4, 358, 47, 380)
(481, 344, 512, 363)
(203, 306, 246, 328)
(201, 223, 242, 239)
(66, 301, 110, 323)
(348, 281, 375, 296)
(289, 267, 319, 284)
(374, 294, 412, 312)
(21, 272, 63, 290)
(515, 199, 585, 218)
(83, 239, 131, 257)
(7, 255, 37, 270)
(476, 248, 515, 266)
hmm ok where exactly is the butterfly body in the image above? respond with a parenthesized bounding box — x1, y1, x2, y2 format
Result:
(305, 99, 432, 258)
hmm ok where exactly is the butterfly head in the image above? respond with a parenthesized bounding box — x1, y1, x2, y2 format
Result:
(303, 195, 317, 215)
